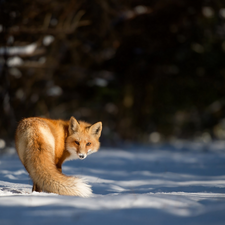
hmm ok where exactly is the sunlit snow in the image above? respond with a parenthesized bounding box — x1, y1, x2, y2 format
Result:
(0, 146, 225, 224)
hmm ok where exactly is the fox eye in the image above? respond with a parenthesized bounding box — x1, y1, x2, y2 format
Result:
(75, 141, 80, 145)
(86, 142, 91, 146)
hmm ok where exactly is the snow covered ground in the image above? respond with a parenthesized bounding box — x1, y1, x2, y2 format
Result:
(0, 145, 225, 225)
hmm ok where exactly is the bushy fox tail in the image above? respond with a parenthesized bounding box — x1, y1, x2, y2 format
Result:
(23, 144, 92, 197)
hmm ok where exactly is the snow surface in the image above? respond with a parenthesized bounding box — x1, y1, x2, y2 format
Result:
(0, 146, 225, 225)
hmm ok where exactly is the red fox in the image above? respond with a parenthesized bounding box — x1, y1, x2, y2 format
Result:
(15, 116, 102, 197)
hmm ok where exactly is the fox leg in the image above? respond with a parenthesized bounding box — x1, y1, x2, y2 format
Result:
(56, 162, 62, 173)
(32, 183, 42, 192)
(57, 166, 62, 173)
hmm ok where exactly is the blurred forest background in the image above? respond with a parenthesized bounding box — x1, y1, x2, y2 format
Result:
(1, 0, 225, 147)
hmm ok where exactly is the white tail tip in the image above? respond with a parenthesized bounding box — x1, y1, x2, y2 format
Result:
(74, 178, 93, 197)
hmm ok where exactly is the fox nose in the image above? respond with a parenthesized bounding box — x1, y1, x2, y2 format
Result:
(78, 153, 85, 159)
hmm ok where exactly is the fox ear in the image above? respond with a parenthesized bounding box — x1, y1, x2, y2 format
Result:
(69, 117, 79, 134)
(89, 122, 102, 138)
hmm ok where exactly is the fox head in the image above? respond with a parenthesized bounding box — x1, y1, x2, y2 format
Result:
(66, 117, 102, 160)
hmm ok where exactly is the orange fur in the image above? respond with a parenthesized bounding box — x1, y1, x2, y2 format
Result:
(15, 117, 102, 197)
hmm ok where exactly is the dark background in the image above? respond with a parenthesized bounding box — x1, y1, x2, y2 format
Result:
(1, 0, 225, 147)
